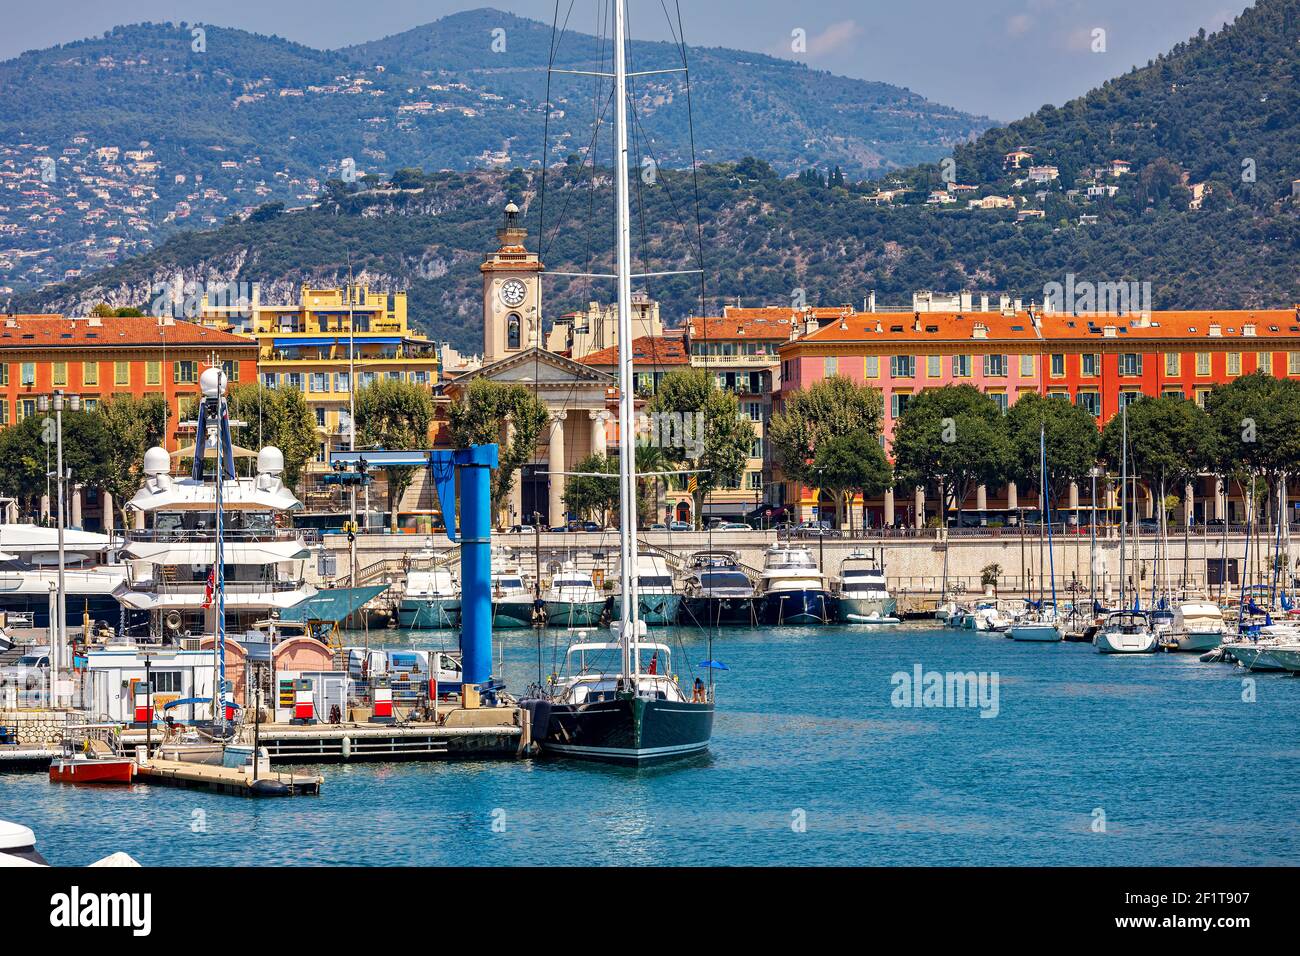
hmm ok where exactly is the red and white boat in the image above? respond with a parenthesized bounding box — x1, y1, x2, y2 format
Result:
(48, 751, 136, 784)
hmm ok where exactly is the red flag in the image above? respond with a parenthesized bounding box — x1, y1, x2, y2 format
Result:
(647, 652, 657, 675)
(202, 566, 215, 609)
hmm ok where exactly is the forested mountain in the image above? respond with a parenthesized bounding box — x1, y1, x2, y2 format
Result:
(0, 8, 990, 293)
(10, 1, 1300, 354)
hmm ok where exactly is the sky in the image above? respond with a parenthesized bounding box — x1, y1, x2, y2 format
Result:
(3, 0, 1251, 120)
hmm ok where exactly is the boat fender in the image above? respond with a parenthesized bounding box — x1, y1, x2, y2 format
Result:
(250, 778, 291, 797)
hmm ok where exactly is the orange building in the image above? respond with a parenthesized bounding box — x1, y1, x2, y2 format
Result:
(0, 314, 258, 446)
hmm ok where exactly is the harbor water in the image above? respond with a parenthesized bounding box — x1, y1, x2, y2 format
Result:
(4, 624, 1298, 866)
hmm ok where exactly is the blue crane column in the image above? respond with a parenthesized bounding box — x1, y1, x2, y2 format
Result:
(430, 444, 498, 707)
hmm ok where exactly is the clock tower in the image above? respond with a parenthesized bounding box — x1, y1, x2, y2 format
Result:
(481, 201, 543, 363)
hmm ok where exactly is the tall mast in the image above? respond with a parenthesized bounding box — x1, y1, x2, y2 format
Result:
(612, 0, 640, 678)
(1120, 404, 1127, 608)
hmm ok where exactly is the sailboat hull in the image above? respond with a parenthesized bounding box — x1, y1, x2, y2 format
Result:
(1093, 630, 1157, 653)
(539, 695, 713, 764)
(1172, 630, 1224, 652)
(680, 596, 757, 627)
(761, 589, 833, 625)
(612, 593, 683, 625)
(1010, 623, 1061, 642)
(397, 598, 461, 629)
(492, 600, 536, 628)
(544, 600, 607, 628)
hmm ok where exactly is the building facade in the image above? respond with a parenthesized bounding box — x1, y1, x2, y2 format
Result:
(0, 313, 257, 529)
(199, 284, 441, 473)
(776, 304, 1300, 526)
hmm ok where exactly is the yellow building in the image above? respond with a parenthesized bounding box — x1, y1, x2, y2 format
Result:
(199, 284, 441, 472)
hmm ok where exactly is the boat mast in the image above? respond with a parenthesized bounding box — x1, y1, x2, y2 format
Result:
(612, 0, 640, 679)
(1119, 405, 1127, 609)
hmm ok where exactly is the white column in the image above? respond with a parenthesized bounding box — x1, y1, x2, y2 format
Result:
(1006, 481, 1018, 511)
(914, 486, 925, 529)
(1068, 482, 1079, 511)
(1184, 482, 1195, 526)
(883, 488, 895, 527)
(589, 409, 609, 456)
(70, 485, 82, 529)
(1214, 478, 1226, 520)
(547, 412, 566, 528)
(40, 494, 50, 523)
(976, 484, 988, 512)
(102, 491, 114, 534)
(133, 507, 145, 531)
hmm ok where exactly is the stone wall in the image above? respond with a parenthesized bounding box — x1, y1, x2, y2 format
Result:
(311, 528, 1268, 600)
(0, 710, 69, 745)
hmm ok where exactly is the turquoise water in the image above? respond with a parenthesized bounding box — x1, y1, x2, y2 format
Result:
(4, 624, 1298, 866)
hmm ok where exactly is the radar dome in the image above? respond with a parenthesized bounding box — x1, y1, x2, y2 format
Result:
(257, 446, 285, 476)
(143, 446, 171, 476)
(199, 365, 227, 398)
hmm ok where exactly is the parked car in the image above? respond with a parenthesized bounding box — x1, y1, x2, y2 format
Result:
(668, 521, 691, 532)
(648, 523, 667, 531)
(717, 522, 752, 531)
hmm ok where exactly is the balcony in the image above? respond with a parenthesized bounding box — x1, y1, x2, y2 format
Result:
(689, 354, 778, 367)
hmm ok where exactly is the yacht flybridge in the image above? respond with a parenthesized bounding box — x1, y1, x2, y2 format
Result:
(117, 442, 315, 639)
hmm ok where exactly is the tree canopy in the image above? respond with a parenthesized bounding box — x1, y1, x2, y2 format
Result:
(647, 368, 755, 528)
(769, 375, 885, 488)
(891, 384, 1011, 515)
(1004, 393, 1100, 502)
(446, 378, 548, 521)
(354, 379, 434, 530)
(225, 383, 318, 487)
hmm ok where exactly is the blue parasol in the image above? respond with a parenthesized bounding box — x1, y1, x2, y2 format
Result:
(697, 660, 730, 670)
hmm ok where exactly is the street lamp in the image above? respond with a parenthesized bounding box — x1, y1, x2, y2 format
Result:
(37, 390, 80, 707)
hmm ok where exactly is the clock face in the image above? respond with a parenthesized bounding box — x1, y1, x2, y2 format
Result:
(499, 278, 527, 308)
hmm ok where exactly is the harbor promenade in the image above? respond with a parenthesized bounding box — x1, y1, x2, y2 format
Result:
(315, 526, 1267, 613)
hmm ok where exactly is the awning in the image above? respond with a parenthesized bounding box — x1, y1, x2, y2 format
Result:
(273, 336, 402, 349)
(123, 540, 312, 564)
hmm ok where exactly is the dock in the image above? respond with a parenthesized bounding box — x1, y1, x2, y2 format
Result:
(250, 706, 525, 762)
(136, 757, 323, 797)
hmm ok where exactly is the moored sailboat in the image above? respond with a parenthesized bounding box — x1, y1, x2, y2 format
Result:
(525, 0, 715, 763)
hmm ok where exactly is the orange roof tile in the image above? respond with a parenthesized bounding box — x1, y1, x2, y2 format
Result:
(581, 335, 688, 367)
(0, 315, 257, 350)
(776, 307, 1300, 349)
(685, 306, 831, 340)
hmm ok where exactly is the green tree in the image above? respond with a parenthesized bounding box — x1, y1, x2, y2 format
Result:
(97, 394, 169, 528)
(811, 427, 892, 530)
(647, 368, 756, 528)
(225, 383, 318, 487)
(563, 453, 617, 525)
(0, 411, 111, 520)
(891, 385, 1011, 525)
(1099, 395, 1213, 526)
(354, 379, 434, 530)
(446, 378, 548, 521)
(769, 375, 884, 490)
(1204, 372, 1300, 533)
(1004, 392, 1100, 508)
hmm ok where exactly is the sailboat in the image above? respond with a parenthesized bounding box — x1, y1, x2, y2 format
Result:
(1011, 425, 1062, 642)
(1094, 405, 1156, 653)
(527, 0, 714, 763)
